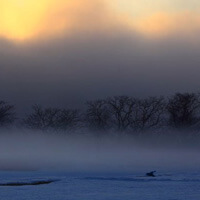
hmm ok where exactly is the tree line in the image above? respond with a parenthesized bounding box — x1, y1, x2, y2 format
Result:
(1, 93, 200, 133)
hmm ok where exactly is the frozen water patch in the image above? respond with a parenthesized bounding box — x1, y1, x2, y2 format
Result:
(0, 178, 59, 187)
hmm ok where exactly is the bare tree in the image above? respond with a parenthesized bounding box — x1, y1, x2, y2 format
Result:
(131, 97, 165, 131)
(23, 105, 60, 131)
(55, 109, 80, 130)
(0, 101, 15, 126)
(167, 93, 200, 129)
(85, 100, 110, 130)
(107, 96, 136, 131)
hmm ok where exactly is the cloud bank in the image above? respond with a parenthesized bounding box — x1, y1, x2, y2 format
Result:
(0, 0, 199, 114)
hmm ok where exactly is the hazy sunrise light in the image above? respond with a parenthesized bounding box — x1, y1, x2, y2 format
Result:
(0, 0, 200, 41)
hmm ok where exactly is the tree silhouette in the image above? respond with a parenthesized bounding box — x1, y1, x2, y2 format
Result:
(85, 100, 110, 131)
(23, 105, 60, 131)
(55, 109, 80, 130)
(0, 101, 15, 126)
(167, 93, 200, 129)
(107, 96, 136, 131)
(131, 97, 165, 131)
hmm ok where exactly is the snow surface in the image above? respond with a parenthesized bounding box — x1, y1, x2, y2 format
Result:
(0, 170, 199, 200)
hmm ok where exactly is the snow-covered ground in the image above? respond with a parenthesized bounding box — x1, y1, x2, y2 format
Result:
(0, 132, 199, 199)
(0, 170, 199, 200)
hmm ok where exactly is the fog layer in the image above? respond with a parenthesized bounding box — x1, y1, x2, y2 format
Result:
(0, 130, 199, 172)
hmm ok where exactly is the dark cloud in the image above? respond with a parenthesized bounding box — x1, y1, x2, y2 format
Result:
(0, 28, 200, 114)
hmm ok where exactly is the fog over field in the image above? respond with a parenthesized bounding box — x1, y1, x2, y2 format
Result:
(0, 130, 199, 172)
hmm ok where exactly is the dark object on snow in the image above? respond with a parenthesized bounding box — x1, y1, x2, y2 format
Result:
(146, 171, 156, 177)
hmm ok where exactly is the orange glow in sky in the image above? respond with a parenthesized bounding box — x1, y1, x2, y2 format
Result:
(0, 0, 200, 41)
(0, 0, 51, 40)
(0, 0, 74, 41)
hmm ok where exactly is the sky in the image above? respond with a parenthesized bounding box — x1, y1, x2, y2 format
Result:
(0, 0, 200, 113)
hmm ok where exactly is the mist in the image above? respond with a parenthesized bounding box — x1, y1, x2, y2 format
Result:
(0, 130, 199, 172)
